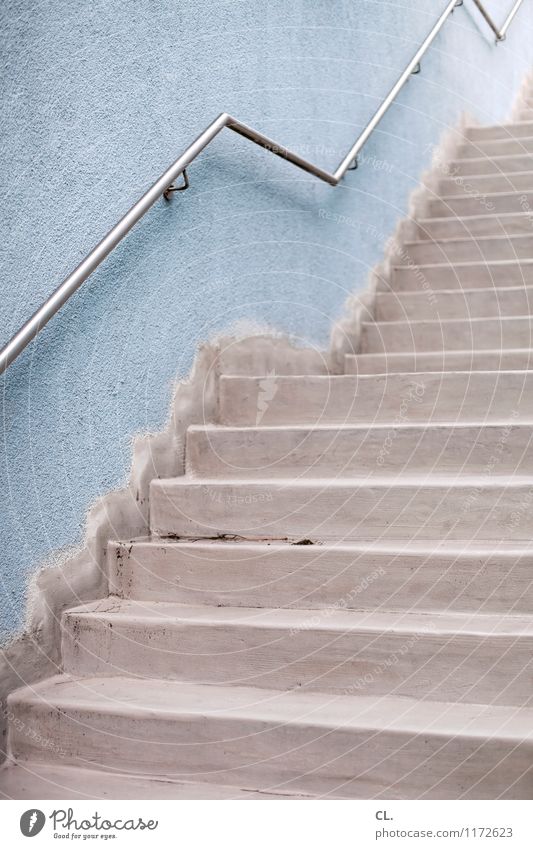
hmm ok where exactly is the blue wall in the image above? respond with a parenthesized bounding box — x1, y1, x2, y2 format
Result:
(1, 0, 532, 641)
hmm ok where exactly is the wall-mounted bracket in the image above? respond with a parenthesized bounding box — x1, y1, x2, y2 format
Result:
(163, 169, 189, 200)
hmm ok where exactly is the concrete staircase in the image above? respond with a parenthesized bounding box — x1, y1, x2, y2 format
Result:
(3, 120, 533, 800)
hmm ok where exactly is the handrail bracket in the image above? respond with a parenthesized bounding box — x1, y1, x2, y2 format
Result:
(163, 168, 190, 200)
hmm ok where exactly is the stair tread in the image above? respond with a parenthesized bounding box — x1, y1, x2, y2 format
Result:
(222, 368, 533, 377)
(419, 211, 533, 225)
(351, 347, 533, 357)
(451, 153, 533, 167)
(437, 187, 533, 200)
(65, 599, 533, 636)
(0, 762, 292, 800)
(378, 286, 533, 297)
(189, 420, 533, 432)
(467, 121, 533, 132)
(364, 315, 533, 327)
(404, 233, 533, 248)
(393, 257, 533, 269)
(156, 472, 533, 484)
(11, 675, 533, 740)
(114, 536, 533, 555)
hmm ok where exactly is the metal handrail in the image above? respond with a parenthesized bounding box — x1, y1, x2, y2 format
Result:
(0, 0, 524, 375)
(471, 0, 525, 40)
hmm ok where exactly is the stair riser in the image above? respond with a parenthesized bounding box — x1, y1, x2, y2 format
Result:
(362, 319, 533, 353)
(61, 614, 533, 706)
(415, 214, 533, 240)
(109, 542, 533, 614)
(345, 351, 533, 374)
(150, 479, 533, 542)
(400, 237, 533, 266)
(376, 289, 533, 321)
(458, 138, 533, 158)
(219, 374, 533, 425)
(187, 425, 533, 477)
(468, 124, 533, 142)
(450, 156, 533, 176)
(392, 263, 533, 292)
(427, 191, 533, 218)
(9, 697, 533, 798)
(439, 172, 533, 196)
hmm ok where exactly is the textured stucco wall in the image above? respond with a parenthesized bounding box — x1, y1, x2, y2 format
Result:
(1, 0, 533, 641)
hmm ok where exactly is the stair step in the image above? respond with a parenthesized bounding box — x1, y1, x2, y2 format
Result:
(150, 474, 533, 542)
(218, 372, 533, 425)
(458, 135, 533, 159)
(62, 600, 533, 705)
(439, 171, 533, 196)
(427, 189, 533, 218)
(108, 538, 533, 614)
(467, 122, 533, 141)
(401, 234, 533, 266)
(392, 259, 533, 291)
(186, 422, 533, 477)
(362, 315, 533, 354)
(415, 212, 533, 241)
(450, 153, 533, 176)
(376, 285, 533, 321)
(0, 762, 292, 800)
(345, 348, 533, 373)
(8, 675, 533, 798)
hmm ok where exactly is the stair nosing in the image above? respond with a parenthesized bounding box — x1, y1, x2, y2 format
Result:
(377, 285, 533, 299)
(417, 210, 533, 226)
(348, 347, 533, 357)
(152, 474, 533, 487)
(451, 153, 533, 166)
(363, 315, 533, 327)
(111, 536, 533, 556)
(11, 674, 533, 739)
(188, 420, 533, 433)
(393, 258, 533, 270)
(62, 600, 533, 637)
(403, 232, 533, 249)
(431, 187, 533, 201)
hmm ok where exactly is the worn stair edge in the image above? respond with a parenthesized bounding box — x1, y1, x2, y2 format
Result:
(7, 675, 533, 798)
(457, 137, 533, 159)
(361, 315, 533, 354)
(466, 122, 533, 141)
(375, 285, 533, 321)
(0, 761, 301, 800)
(414, 212, 533, 240)
(185, 421, 533, 477)
(344, 349, 533, 373)
(108, 537, 533, 614)
(449, 153, 533, 176)
(391, 259, 533, 292)
(218, 371, 533, 426)
(61, 599, 533, 705)
(149, 474, 533, 543)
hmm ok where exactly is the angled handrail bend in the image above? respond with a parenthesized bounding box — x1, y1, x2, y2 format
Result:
(471, 0, 525, 40)
(0, 0, 524, 375)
